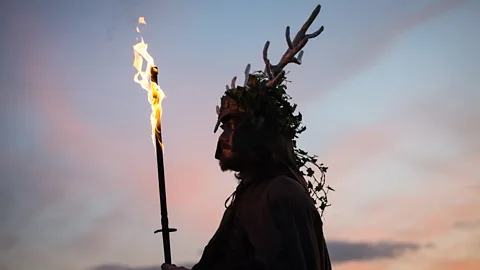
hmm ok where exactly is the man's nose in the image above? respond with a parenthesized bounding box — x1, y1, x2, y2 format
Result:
(214, 140, 223, 159)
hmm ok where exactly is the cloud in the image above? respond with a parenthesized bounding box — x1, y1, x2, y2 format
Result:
(327, 240, 421, 263)
(454, 220, 480, 229)
(91, 239, 422, 269)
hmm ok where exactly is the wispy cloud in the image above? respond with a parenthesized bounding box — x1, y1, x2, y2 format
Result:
(454, 220, 480, 229)
(328, 240, 421, 263)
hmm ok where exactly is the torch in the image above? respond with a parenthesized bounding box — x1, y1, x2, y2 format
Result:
(133, 17, 176, 264)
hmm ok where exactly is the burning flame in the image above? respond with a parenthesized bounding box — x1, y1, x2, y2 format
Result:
(133, 16, 166, 146)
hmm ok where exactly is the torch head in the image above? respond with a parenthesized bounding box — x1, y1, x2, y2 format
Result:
(150, 66, 159, 84)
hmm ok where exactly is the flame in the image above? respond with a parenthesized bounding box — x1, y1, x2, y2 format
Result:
(132, 16, 166, 147)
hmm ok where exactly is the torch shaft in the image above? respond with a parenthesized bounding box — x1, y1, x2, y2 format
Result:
(155, 130, 173, 264)
(150, 66, 175, 264)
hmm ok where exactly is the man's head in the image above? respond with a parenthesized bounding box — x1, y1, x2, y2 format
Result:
(213, 87, 302, 181)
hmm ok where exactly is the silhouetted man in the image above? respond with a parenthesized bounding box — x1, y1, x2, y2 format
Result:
(163, 5, 332, 270)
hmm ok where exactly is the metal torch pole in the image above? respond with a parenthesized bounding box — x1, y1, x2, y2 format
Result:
(151, 66, 176, 264)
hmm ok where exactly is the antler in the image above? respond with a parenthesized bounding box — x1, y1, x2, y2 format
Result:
(263, 4, 324, 87)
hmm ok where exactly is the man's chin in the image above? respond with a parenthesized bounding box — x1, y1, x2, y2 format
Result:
(219, 162, 232, 172)
(219, 157, 241, 172)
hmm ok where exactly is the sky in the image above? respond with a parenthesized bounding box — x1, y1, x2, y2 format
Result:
(0, 0, 479, 269)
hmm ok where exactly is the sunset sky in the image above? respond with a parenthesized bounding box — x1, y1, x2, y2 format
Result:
(1, 0, 479, 269)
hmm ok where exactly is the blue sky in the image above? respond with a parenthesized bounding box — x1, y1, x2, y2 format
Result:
(1, 1, 479, 270)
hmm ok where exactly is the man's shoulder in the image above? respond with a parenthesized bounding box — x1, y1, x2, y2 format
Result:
(265, 175, 310, 203)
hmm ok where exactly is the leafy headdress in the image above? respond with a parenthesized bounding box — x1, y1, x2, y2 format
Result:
(214, 5, 333, 215)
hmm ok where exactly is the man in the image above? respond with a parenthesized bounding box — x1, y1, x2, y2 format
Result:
(163, 4, 332, 270)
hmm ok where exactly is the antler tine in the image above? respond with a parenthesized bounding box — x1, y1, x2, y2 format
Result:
(297, 50, 304, 64)
(231, 76, 237, 89)
(286, 26, 293, 49)
(263, 41, 274, 80)
(266, 4, 324, 87)
(244, 64, 251, 87)
(306, 25, 324, 39)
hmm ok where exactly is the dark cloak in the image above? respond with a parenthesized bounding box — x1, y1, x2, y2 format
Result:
(192, 175, 332, 270)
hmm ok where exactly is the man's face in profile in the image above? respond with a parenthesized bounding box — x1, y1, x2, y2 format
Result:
(215, 117, 243, 172)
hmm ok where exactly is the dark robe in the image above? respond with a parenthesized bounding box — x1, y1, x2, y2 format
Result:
(192, 175, 332, 270)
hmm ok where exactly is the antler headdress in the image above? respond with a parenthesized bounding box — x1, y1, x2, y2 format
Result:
(214, 4, 333, 214)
